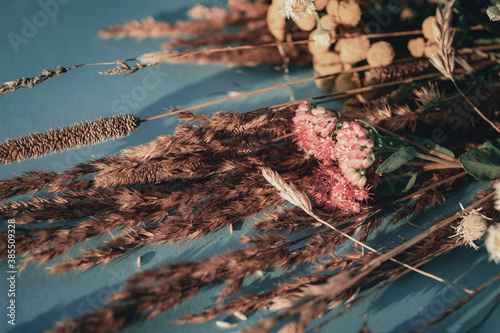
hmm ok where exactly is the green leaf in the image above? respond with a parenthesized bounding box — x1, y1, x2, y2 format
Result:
(377, 147, 417, 174)
(460, 148, 500, 181)
(480, 138, 500, 152)
(403, 135, 455, 158)
(375, 172, 419, 195)
(380, 136, 408, 149)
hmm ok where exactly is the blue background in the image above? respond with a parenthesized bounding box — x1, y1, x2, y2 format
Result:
(0, 1, 499, 332)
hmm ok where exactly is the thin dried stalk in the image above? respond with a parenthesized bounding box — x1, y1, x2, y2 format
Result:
(0, 66, 76, 95)
(414, 272, 500, 333)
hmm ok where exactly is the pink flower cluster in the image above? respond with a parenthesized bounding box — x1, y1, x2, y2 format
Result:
(292, 102, 378, 213)
(292, 102, 338, 162)
(310, 165, 369, 213)
(333, 121, 374, 187)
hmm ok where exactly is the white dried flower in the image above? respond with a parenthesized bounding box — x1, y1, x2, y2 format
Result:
(494, 182, 500, 211)
(280, 0, 316, 21)
(452, 203, 490, 250)
(312, 29, 332, 48)
(486, 224, 500, 264)
(487, 3, 500, 22)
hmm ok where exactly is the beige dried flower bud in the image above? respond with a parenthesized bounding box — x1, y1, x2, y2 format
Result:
(335, 36, 370, 64)
(486, 223, 500, 264)
(326, 0, 361, 27)
(320, 14, 337, 32)
(366, 41, 395, 67)
(337, 0, 362, 27)
(267, 2, 287, 41)
(314, 53, 342, 74)
(325, 0, 339, 16)
(407, 37, 425, 58)
(422, 16, 437, 43)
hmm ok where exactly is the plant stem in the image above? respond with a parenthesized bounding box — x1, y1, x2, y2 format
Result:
(451, 78, 500, 133)
(414, 153, 462, 167)
(405, 162, 462, 171)
(373, 125, 459, 163)
(414, 272, 500, 333)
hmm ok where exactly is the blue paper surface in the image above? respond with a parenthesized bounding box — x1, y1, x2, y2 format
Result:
(0, 1, 499, 332)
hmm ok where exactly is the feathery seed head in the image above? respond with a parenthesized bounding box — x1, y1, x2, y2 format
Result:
(453, 204, 490, 250)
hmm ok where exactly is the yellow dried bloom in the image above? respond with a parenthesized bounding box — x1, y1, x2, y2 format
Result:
(337, 0, 362, 27)
(366, 41, 395, 67)
(407, 37, 425, 58)
(326, 0, 361, 27)
(313, 52, 342, 74)
(335, 36, 370, 64)
(325, 0, 339, 16)
(315, 0, 329, 11)
(422, 16, 437, 43)
(320, 14, 337, 32)
(294, 10, 317, 31)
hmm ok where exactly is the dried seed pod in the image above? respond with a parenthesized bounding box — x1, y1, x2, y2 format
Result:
(0, 114, 141, 164)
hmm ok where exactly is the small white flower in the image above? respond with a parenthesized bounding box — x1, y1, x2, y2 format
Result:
(486, 223, 500, 264)
(280, 0, 316, 21)
(312, 29, 332, 48)
(452, 203, 490, 250)
(494, 182, 500, 211)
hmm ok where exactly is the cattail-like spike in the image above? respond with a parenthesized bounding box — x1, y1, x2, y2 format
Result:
(0, 114, 141, 164)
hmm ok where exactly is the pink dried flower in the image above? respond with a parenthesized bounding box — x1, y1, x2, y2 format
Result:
(292, 102, 338, 163)
(333, 120, 374, 187)
(309, 164, 371, 214)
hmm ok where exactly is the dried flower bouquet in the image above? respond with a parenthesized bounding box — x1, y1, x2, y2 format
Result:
(1, 0, 500, 332)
